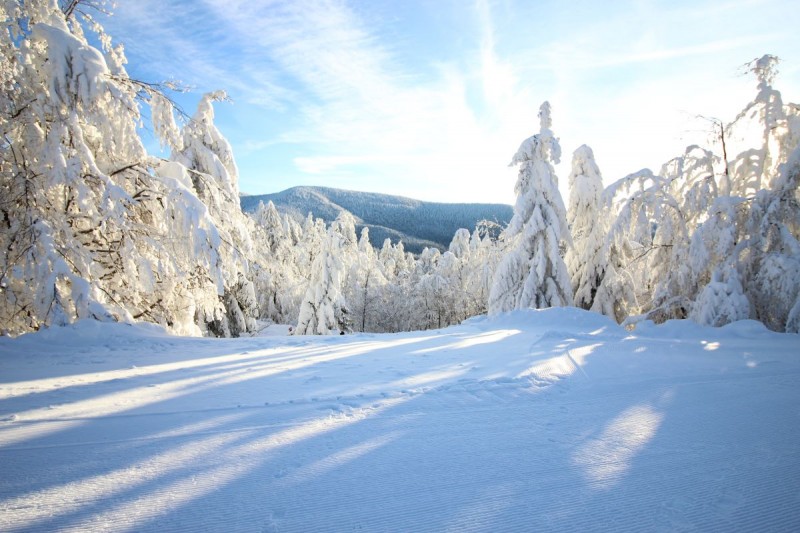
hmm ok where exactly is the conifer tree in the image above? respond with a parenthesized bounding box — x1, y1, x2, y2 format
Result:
(565, 145, 605, 309)
(489, 102, 572, 314)
(295, 214, 352, 335)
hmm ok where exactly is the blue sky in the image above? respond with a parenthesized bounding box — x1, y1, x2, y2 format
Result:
(99, 0, 800, 204)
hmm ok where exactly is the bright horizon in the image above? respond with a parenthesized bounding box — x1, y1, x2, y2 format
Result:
(100, 0, 800, 205)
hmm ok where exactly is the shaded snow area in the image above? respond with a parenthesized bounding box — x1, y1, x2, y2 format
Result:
(1, 309, 799, 532)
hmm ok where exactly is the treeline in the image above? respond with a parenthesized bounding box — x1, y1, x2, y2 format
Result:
(1, 2, 797, 337)
(240, 186, 512, 253)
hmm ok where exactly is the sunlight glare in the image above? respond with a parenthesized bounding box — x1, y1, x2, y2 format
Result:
(572, 404, 663, 490)
(412, 329, 521, 354)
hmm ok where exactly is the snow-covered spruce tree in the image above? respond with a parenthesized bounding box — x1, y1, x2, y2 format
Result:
(689, 264, 750, 327)
(295, 213, 353, 335)
(253, 200, 286, 254)
(488, 102, 572, 314)
(343, 227, 387, 332)
(249, 200, 298, 324)
(564, 145, 606, 310)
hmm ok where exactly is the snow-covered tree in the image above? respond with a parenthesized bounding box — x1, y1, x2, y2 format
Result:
(173, 90, 239, 201)
(739, 145, 800, 332)
(724, 55, 799, 196)
(167, 92, 261, 337)
(248, 200, 298, 324)
(686, 197, 742, 298)
(595, 171, 693, 324)
(565, 145, 606, 309)
(0, 1, 212, 334)
(682, 54, 799, 332)
(489, 102, 572, 314)
(0, 1, 266, 337)
(416, 263, 451, 329)
(295, 213, 353, 335)
(661, 145, 718, 230)
(468, 224, 503, 316)
(689, 265, 750, 327)
(344, 227, 387, 332)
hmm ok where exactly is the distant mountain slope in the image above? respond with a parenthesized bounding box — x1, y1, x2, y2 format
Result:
(240, 186, 513, 253)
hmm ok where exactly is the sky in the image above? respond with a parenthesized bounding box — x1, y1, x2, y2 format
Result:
(98, 0, 800, 205)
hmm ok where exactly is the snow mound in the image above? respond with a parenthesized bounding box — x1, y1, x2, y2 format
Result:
(1, 319, 171, 347)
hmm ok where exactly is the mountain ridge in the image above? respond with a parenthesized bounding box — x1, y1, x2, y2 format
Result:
(240, 186, 513, 253)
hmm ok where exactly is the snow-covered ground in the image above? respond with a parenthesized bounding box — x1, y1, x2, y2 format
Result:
(1, 309, 799, 532)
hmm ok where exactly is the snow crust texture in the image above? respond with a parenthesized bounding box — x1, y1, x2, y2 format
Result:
(1, 309, 799, 532)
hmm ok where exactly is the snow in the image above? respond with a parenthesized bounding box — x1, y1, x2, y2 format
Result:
(31, 22, 110, 108)
(1, 309, 799, 532)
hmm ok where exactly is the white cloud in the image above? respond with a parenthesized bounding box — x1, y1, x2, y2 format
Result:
(99, 0, 800, 203)
(181, 0, 532, 203)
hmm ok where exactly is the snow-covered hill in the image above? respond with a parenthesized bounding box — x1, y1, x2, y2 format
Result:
(240, 186, 513, 253)
(2, 309, 798, 531)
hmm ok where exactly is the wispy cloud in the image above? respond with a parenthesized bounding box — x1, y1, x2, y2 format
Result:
(100, 0, 800, 202)
(178, 0, 531, 201)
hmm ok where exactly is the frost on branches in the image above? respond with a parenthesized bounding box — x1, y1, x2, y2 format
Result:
(488, 102, 572, 314)
(0, 1, 260, 337)
(1, 1, 152, 335)
(586, 54, 800, 331)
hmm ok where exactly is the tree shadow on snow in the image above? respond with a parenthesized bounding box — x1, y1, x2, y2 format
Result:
(1, 320, 799, 532)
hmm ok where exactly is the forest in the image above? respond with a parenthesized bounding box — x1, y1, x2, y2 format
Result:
(239, 186, 513, 254)
(2, 0, 799, 337)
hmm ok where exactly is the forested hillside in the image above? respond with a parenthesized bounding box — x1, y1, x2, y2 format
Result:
(241, 186, 512, 253)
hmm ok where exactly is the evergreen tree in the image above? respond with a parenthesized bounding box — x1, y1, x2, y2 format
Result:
(344, 228, 386, 332)
(689, 264, 750, 327)
(295, 214, 352, 335)
(488, 102, 572, 314)
(565, 145, 605, 309)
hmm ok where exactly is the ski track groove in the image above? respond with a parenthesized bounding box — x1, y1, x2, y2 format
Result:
(6, 392, 795, 532)
(1, 324, 799, 532)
